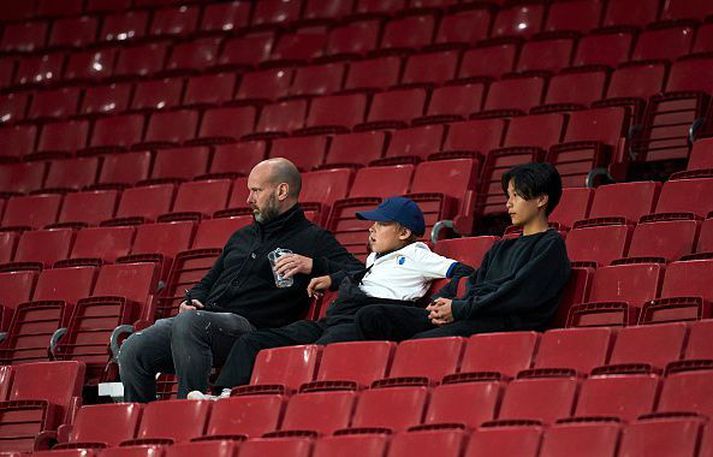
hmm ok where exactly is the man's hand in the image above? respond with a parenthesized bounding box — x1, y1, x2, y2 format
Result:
(275, 254, 314, 279)
(179, 299, 204, 313)
(426, 297, 454, 326)
(307, 275, 332, 298)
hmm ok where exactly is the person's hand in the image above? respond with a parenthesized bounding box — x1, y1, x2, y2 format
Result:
(179, 299, 204, 313)
(307, 275, 332, 298)
(426, 298, 454, 326)
(275, 254, 313, 278)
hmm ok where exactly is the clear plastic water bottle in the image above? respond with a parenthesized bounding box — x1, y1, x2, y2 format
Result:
(267, 248, 294, 288)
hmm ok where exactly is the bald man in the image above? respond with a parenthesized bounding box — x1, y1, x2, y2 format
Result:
(118, 159, 362, 402)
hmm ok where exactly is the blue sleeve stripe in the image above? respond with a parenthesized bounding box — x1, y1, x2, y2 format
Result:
(446, 261, 458, 278)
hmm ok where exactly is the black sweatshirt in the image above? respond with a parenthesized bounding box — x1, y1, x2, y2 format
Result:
(188, 205, 362, 328)
(447, 229, 571, 330)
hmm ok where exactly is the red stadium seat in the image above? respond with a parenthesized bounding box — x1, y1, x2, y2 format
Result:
(165, 37, 221, 73)
(253, 99, 308, 136)
(540, 419, 621, 457)
(516, 35, 575, 73)
(114, 41, 169, 79)
(424, 381, 502, 429)
(139, 109, 199, 149)
(44, 157, 100, 192)
(0, 231, 19, 264)
(626, 219, 698, 261)
(658, 364, 713, 419)
(268, 29, 326, 63)
(576, 374, 659, 421)
(122, 399, 210, 445)
(165, 441, 237, 457)
(697, 218, 713, 254)
(544, 0, 603, 33)
(325, 19, 380, 57)
(206, 142, 266, 180)
(301, 94, 367, 134)
(481, 74, 546, 115)
(55, 403, 141, 448)
(565, 223, 632, 267)
(347, 164, 413, 198)
(459, 40, 519, 79)
(603, 0, 659, 27)
(618, 414, 704, 457)
(251, 0, 302, 27)
(1, 21, 48, 53)
(35, 120, 89, 158)
(218, 32, 275, 69)
(661, 0, 713, 21)
(648, 177, 713, 220)
(454, 332, 540, 379)
(28, 87, 81, 121)
(236, 345, 320, 395)
(389, 429, 466, 457)
(86, 114, 145, 154)
(80, 83, 132, 117)
(7, 228, 74, 269)
(48, 16, 98, 49)
(15, 52, 65, 87)
(149, 146, 211, 182)
(100, 10, 148, 43)
(466, 422, 542, 457)
(192, 217, 252, 250)
(65, 226, 135, 264)
(420, 81, 487, 123)
(686, 138, 713, 171)
(54, 190, 119, 228)
(161, 179, 231, 221)
(693, 22, 713, 54)
(354, 0, 406, 15)
(299, 168, 353, 222)
(303, 341, 395, 391)
(131, 78, 184, 112)
(604, 322, 687, 370)
(435, 5, 492, 46)
(123, 221, 195, 278)
(96, 151, 153, 189)
(289, 63, 346, 97)
(441, 118, 507, 157)
(149, 5, 199, 37)
(380, 124, 446, 164)
(380, 13, 436, 51)
(235, 67, 293, 102)
(549, 188, 594, 229)
(541, 68, 609, 109)
(195, 106, 256, 144)
(499, 373, 578, 424)
(572, 30, 634, 68)
(85, 0, 131, 12)
(632, 23, 695, 62)
(344, 56, 402, 91)
(303, 0, 354, 21)
(685, 319, 713, 360)
(184, 73, 236, 107)
(534, 327, 613, 374)
(280, 391, 356, 434)
(582, 181, 660, 225)
(347, 386, 428, 432)
(2, 194, 62, 230)
(204, 394, 283, 439)
(376, 337, 465, 387)
(324, 131, 387, 168)
(491, 3, 545, 39)
(239, 436, 312, 457)
(0, 124, 37, 161)
(0, 270, 39, 329)
(357, 88, 427, 130)
(0, 162, 47, 195)
(0, 92, 30, 125)
(200, 1, 251, 33)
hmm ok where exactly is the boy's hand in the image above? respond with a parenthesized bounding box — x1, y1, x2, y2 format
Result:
(275, 254, 313, 278)
(307, 275, 332, 298)
(179, 299, 204, 313)
(427, 298, 454, 326)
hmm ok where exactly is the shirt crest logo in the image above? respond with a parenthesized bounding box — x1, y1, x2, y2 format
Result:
(397, 255, 406, 265)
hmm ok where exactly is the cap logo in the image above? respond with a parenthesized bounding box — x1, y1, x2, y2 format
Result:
(397, 255, 406, 265)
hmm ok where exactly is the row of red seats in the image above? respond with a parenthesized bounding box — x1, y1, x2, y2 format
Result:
(23, 415, 713, 457)
(3, 0, 713, 55)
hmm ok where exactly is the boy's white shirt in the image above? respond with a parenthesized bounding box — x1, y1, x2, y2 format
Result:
(359, 241, 457, 301)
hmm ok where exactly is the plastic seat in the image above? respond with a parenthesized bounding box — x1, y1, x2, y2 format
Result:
(54, 262, 158, 382)
(114, 42, 169, 78)
(80, 83, 132, 117)
(545, 0, 603, 33)
(304, 341, 395, 391)
(354, 0, 406, 15)
(568, 262, 664, 327)
(499, 373, 579, 424)
(94, 445, 163, 456)
(149, 146, 210, 182)
(502, 113, 566, 152)
(535, 327, 613, 374)
(651, 177, 713, 219)
(269, 136, 328, 171)
(1, 21, 48, 53)
(165, 441, 237, 457)
(575, 374, 659, 422)
(581, 181, 660, 225)
(200, 1, 251, 33)
(540, 420, 621, 457)
(0, 361, 85, 453)
(64, 47, 117, 82)
(442, 118, 507, 157)
(54, 190, 119, 228)
(301, 94, 367, 134)
(299, 168, 354, 221)
(658, 364, 713, 419)
(85, 0, 131, 12)
(182, 73, 237, 108)
(87, 114, 145, 154)
(697, 218, 713, 254)
(686, 319, 713, 359)
(619, 414, 704, 457)
(235, 67, 293, 102)
(541, 68, 608, 109)
(55, 403, 141, 448)
(206, 142, 266, 179)
(100, 10, 148, 43)
(632, 24, 695, 62)
(124, 221, 195, 278)
(130, 78, 184, 112)
(165, 37, 221, 74)
(357, 88, 427, 131)
(491, 3, 545, 39)
(481, 74, 546, 115)
(303, 0, 354, 21)
(217, 32, 275, 69)
(0, 231, 19, 264)
(459, 40, 519, 79)
(377, 125, 444, 163)
(389, 429, 466, 457)
(28, 87, 81, 121)
(603, 0, 659, 27)
(435, 5, 492, 46)
(289, 63, 347, 97)
(268, 29, 326, 63)
(424, 381, 502, 429)
(239, 436, 312, 457)
(195, 106, 256, 145)
(2, 194, 62, 230)
(325, 19, 380, 57)
(239, 345, 320, 394)
(549, 188, 593, 229)
(693, 22, 713, 54)
(573, 30, 634, 68)
(565, 224, 632, 267)
(0, 162, 47, 195)
(251, 0, 302, 27)
(347, 164, 414, 198)
(139, 109, 199, 149)
(43, 157, 99, 193)
(35, 120, 89, 158)
(420, 81, 487, 123)
(203, 395, 283, 439)
(161, 179, 231, 221)
(380, 13, 437, 52)
(0, 1, 38, 21)
(347, 386, 428, 432)
(96, 151, 152, 188)
(640, 258, 713, 323)
(6, 228, 74, 270)
(49, 16, 99, 49)
(280, 391, 356, 434)
(0, 92, 30, 125)
(401, 50, 459, 87)
(343, 56, 402, 91)
(327, 198, 382, 259)
(64, 225, 134, 264)
(149, 5, 199, 37)
(253, 99, 308, 135)
(603, 322, 687, 370)
(0, 270, 39, 330)
(376, 337, 465, 387)
(686, 138, 713, 171)
(661, 0, 713, 21)
(0, 124, 37, 161)
(516, 36, 575, 73)
(627, 219, 698, 261)
(14, 52, 65, 87)
(466, 422, 542, 457)
(122, 399, 210, 445)
(324, 131, 387, 168)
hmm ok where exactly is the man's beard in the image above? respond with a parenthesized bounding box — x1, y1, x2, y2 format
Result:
(253, 193, 281, 223)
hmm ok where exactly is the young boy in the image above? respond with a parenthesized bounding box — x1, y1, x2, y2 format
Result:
(356, 162, 572, 341)
(188, 197, 473, 398)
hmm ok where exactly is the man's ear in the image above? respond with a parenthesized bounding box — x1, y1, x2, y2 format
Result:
(277, 182, 289, 201)
(537, 194, 549, 211)
(399, 226, 413, 241)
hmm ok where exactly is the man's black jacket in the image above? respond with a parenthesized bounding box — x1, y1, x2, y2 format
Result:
(189, 205, 362, 328)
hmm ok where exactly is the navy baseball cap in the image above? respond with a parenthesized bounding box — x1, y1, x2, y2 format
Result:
(356, 197, 426, 236)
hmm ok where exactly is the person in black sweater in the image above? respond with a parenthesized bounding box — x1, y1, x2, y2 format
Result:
(118, 158, 361, 402)
(356, 162, 572, 340)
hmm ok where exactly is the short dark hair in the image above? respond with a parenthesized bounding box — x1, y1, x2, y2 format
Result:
(501, 162, 563, 216)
